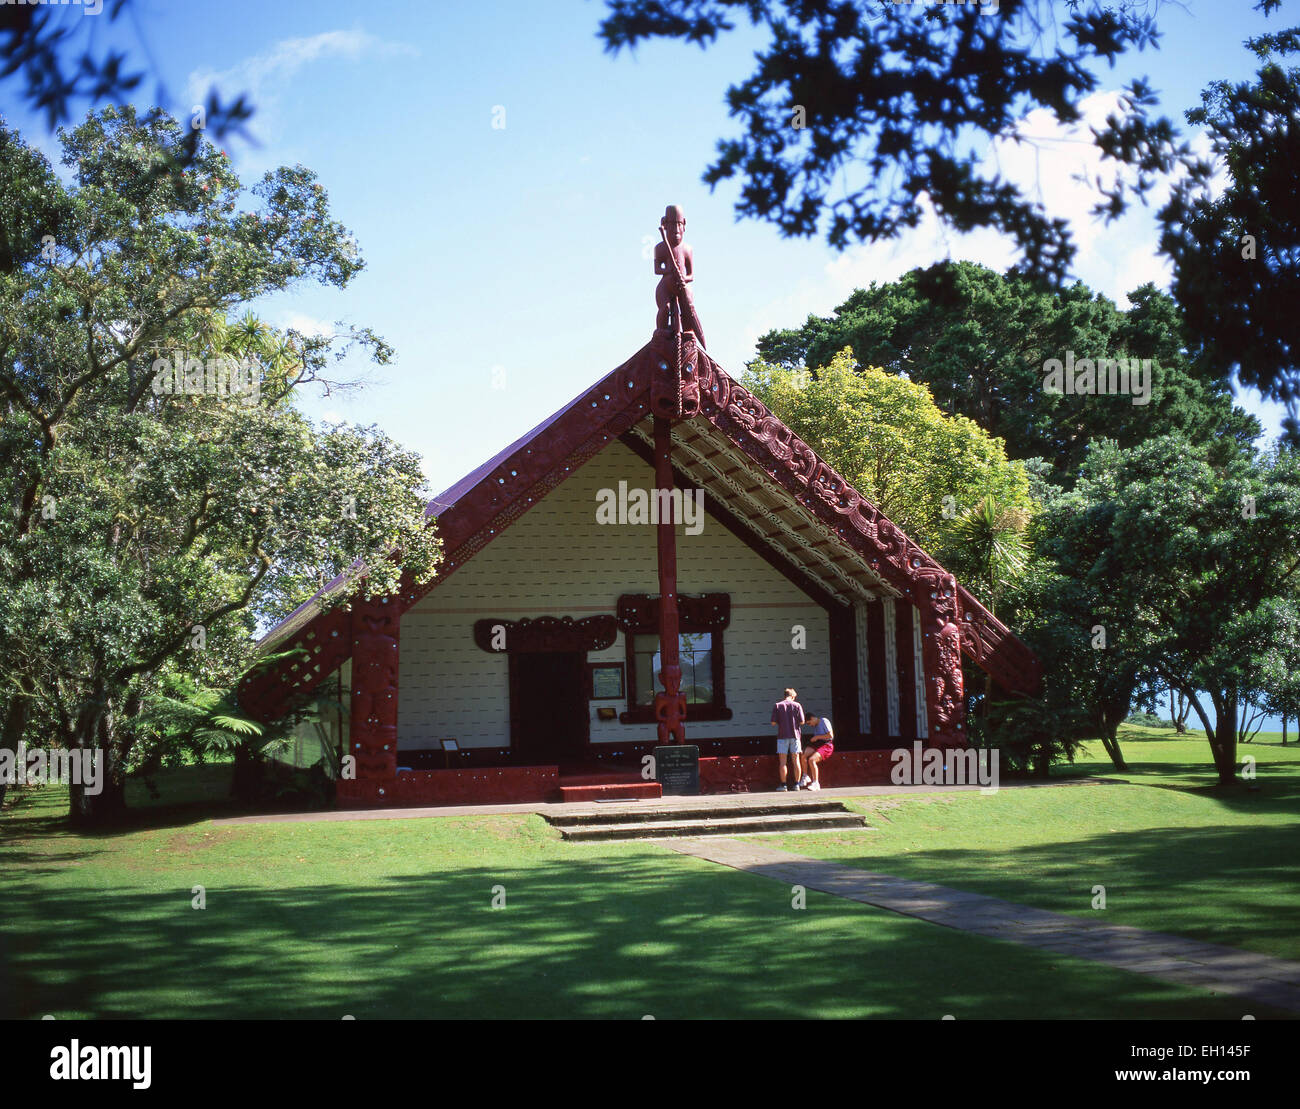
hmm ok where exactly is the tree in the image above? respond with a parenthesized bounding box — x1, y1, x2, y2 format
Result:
(0, 108, 441, 824)
(1258, 601, 1300, 744)
(601, 0, 1300, 429)
(754, 261, 1260, 482)
(1038, 436, 1300, 784)
(600, 0, 1195, 285)
(1160, 22, 1300, 440)
(744, 347, 1032, 573)
(944, 493, 1032, 746)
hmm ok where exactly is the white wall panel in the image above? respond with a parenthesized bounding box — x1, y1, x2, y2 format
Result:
(396, 439, 831, 749)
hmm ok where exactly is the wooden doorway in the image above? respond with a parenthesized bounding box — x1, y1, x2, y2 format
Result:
(508, 650, 589, 764)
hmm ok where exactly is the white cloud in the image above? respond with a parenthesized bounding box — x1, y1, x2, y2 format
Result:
(278, 312, 335, 338)
(186, 31, 417, 143)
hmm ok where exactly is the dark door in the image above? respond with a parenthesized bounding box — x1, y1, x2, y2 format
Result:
(510, 651, 589, 764)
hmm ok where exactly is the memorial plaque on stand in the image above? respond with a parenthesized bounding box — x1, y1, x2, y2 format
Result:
(655, 744, 699, 795)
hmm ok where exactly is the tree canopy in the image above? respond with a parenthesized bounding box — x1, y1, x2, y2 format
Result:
(0, 107, 441, 822)
(744, 347, 1033, 578)
(753, 261, 1261, 481)
(1034, 436, 1300, 783)
(600, 0, 1187, 283)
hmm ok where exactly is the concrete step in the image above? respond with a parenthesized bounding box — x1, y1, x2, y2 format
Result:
(549, 798, 847, 827)
(553, 810, 869, 842)
(557, 781, 662, 803)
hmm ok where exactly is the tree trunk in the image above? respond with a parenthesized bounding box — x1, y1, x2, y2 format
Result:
(1095, 682, 1131, 771)
(66, 697, 129, 828)
(1098, 724, 1129, 772)
(1284, 714, 1289, 745)
(0, 696, 31, 811)
(1182, 686, 1237, 786)
(1208, 693, 1238, 786)
(230, 744, 267, 802)
(68, 768, 128, 827)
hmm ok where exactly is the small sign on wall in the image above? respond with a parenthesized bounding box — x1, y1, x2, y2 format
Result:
(588, 662, 625, 700)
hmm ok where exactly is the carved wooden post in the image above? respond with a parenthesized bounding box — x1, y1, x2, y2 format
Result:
(917, 572, 967, 749)
(652, 416, 687, 744)
(348, 594, 401, 779)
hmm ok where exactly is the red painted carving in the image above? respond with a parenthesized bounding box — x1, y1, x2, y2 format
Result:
(349, 596, 400, 780)
(649, 327, 701, 421)
(472, 615, 616, 654)
(914, 569, 966, 748)
(616, 593, 730, 633)
(236, 606, 351, 721)
(338, 766, 559, 807)
(651, 416, 687, 745)
(654, 204, 706, 349)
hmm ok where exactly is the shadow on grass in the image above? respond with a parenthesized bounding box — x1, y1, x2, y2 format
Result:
(0, 849, 1277, 1021)
(1, 760, 335, 839)
(817, 815, 1300, 963)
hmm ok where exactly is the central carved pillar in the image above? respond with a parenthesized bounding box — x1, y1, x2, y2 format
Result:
(349, 594, 401, 778)
(652, 416, 686, 744)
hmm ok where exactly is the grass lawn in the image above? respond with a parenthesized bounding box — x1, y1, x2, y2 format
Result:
(1, 729, 1294, 1020)
(746, 729, 1300, 964)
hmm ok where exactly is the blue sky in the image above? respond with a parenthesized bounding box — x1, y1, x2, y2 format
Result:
(6, 0, 1292, 495)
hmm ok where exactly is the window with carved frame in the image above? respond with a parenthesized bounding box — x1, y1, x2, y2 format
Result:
(618, 594, 732, 724)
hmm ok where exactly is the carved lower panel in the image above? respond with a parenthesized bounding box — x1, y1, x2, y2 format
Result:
(913, 606, 929, 740)
(854, 600, 871, 733)
(918, 574, 967, 748)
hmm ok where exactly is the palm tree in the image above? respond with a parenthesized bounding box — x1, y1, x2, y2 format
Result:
(946, 495, 1029, 618)
(946, 495, 1031, 746)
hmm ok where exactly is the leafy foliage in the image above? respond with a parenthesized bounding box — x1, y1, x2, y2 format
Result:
(744, 347, 1032, 578)
(754, 261, 1260, 482)
(600, 0, 1187, 284)
(1034, 436, 1300, 782)
(0, 0, 253, 162)
(0, 107, 441, 823)
(1159, 28, 1300, 438)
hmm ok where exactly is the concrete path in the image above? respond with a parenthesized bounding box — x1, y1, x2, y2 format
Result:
(666, 837, 1300, 1014)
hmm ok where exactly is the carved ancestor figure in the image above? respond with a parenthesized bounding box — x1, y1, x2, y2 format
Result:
(654, 204, 707, 349)
(654, 663, 688, 745)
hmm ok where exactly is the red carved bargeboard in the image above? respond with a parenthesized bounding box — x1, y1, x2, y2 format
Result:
(691, 352, 1042, 728)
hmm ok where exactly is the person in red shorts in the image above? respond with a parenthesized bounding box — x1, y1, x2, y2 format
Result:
(799, 714, 833, 791)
